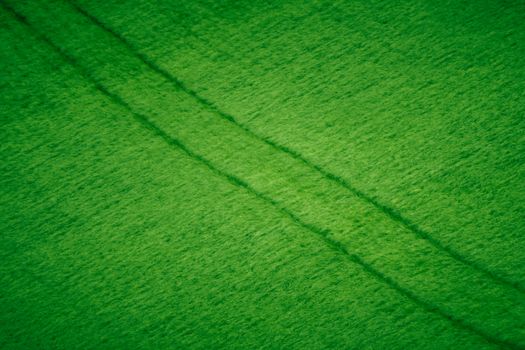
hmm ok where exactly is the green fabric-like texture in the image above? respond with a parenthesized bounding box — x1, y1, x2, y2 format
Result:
(1, 0, 524, 348)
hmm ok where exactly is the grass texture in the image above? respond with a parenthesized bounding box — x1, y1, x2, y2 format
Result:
(1, 0, 524, 348)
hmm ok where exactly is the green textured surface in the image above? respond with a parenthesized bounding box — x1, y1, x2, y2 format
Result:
(1, 0, 524, 348)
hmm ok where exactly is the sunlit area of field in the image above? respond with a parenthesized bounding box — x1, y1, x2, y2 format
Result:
(1, 0, 524, 348)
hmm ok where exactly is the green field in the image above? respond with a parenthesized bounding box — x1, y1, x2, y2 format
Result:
(1, 0, 524, 348)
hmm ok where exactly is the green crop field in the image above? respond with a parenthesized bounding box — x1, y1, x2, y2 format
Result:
(1, 0, 524, 348)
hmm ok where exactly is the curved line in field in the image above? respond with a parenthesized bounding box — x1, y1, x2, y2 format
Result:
(3, 4, 523, 348)
(66, 0, 524, 295)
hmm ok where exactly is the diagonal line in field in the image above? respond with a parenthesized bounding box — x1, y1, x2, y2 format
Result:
(65, 0, 525, 295)
(2, 4, 523, 349)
